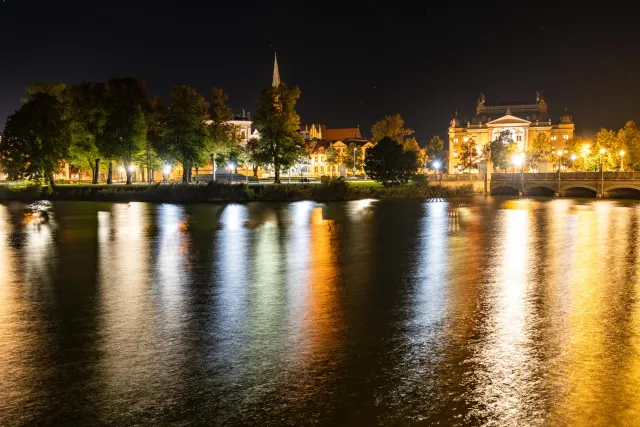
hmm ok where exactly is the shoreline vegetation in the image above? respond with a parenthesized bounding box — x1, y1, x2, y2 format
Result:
(0, 180, 475, 203)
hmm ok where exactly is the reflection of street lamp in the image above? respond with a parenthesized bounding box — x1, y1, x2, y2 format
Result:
(620, 150, 625, 171)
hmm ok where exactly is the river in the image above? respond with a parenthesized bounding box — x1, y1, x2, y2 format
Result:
(1, 198, 640, 425)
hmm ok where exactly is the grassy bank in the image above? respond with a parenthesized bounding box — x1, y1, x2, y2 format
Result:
(0, 181, 476, 203)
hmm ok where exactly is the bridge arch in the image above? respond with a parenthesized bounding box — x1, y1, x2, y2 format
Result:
(490, 184, 520, 196)
(562, 184, 597, 198)
(524, 184, 556, 197)
(605, 185, 640, 199)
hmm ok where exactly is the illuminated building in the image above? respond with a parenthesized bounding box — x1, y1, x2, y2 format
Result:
(448, 92, 575, 172)
(306, 138, 373, 177)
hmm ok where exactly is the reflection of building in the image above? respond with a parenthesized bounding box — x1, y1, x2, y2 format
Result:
(448, 92, 575, 172)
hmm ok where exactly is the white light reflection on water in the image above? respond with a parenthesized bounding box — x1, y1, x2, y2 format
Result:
(470, 202, 541, 424)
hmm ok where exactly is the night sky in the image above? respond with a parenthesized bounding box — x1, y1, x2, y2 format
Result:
(1, 2, 638, 143)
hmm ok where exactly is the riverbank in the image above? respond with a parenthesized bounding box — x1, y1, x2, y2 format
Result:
(0, 181, 476, 203)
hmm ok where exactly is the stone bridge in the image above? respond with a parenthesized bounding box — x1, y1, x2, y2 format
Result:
(427, 172, 640, 198)
(491, 172, 640, 198)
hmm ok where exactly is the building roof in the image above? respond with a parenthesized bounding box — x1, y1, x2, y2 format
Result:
(472, 103, 549, 125)
(324, 127, 361, 140)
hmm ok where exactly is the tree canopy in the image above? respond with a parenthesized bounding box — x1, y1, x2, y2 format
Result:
(252, 83, 305, 183)
(0, 92, 70, 187)
(165, 86, 210, 183)
(489, 130, 517, 171)
(371, 113, 414, 145)
(364, 137, 418, 185)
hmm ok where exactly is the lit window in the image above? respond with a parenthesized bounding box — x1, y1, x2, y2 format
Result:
(454, 137, 459, 143)
(551, 136, 557, 141)
(563, 134, 569, 140)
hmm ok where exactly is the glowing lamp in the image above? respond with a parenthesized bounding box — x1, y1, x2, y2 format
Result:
(163, 165, 171, 175)
(512, 155, 523, 166)
(570, 154, 577, 161)
(599, 148, 606, 154)
(128, 165, 135, 172)
(556, 150, 563, 156)
(620, 150, 625, 156)
(433, 161, 441, 170)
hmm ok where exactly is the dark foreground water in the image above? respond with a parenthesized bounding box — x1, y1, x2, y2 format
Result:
(2, 198, 640, 426)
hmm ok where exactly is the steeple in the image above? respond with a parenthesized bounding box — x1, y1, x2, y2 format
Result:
(272, 53, 281, 87)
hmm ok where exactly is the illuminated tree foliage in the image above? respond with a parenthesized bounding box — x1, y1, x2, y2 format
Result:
(165, 86, 210, 183)
(489, 130, 517, 171)
(0, 92, 70, 187)
(371, 113, 414, 145)
(253, 83, 306, 184)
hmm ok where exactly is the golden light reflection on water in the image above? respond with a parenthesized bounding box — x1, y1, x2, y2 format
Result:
(6, 199, 640, 425)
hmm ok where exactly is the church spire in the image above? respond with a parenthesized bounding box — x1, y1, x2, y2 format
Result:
(272, 53, 281, 87)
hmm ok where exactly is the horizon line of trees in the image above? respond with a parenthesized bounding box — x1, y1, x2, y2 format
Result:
(0, 77, 309, 186)
(0, 78, 449, 187)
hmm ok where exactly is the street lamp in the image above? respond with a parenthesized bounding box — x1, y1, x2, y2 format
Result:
(119, 167, 124, 182)
(228, 163, 234, 183)
(620, 150, 625, 171)
(162, 164, 171, 182)
(570, 154, 577, 171)
(433, 160, 441, 186)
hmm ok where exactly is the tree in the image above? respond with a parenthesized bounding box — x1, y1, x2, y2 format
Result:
(102, 78, 149, 184)
(371, 113, 414, 144)
(459, 138, 481, 172)
(594, 128, 623, 170)
(207, 87, 236, 180)
(527, 133, 552, 170)
(165, 86, 210, 183)
(144, 97, 167, 183)
(489, 130, 517, 171)
(243, 137, 263, 178)
(618, 121, 640, 170)
(364, 136, 418, 185)
(67, 82, 108, 183)
(253, 83, 306, 184)
(325, 146, 344, 177)
(0, 92, 70, 187)
(426, 136, 445, 160)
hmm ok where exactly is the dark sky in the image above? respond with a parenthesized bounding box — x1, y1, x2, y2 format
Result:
(1, 1, 638, 142)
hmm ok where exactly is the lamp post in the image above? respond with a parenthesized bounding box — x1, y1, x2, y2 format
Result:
(600, 148, 606, 197)
(570, 154, 577, 171)
(620, 150, 625, 172)
(162, 164, 171, 183)
(119, 167, 124, 182)
(433, 160, 441, 186)
(556, 150, 563, 196)
(353, 147, 357, 178)
(512, 153, 524, 195)
(228, 163, 234, 184)
(129, 165, 135, 183)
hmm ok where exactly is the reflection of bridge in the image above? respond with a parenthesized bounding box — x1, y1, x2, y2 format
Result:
(428, 172, 640, 198)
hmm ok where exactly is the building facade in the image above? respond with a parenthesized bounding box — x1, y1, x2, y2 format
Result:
(448, 92, 575, 172)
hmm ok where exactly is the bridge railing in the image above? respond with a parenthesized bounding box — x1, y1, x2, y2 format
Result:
(492, 172, 640, 181)
(426, 173, 485, 181)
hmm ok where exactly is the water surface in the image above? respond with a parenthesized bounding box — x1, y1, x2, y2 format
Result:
(1, 198, 640, 426)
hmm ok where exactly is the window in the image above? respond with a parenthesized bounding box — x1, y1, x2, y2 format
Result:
(563, 134, 569, 140)
(551, 136, 557, 141)
(516, 135, 522, 142)
(454, 137, 459, 143)
(314, 166, 318, 173)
